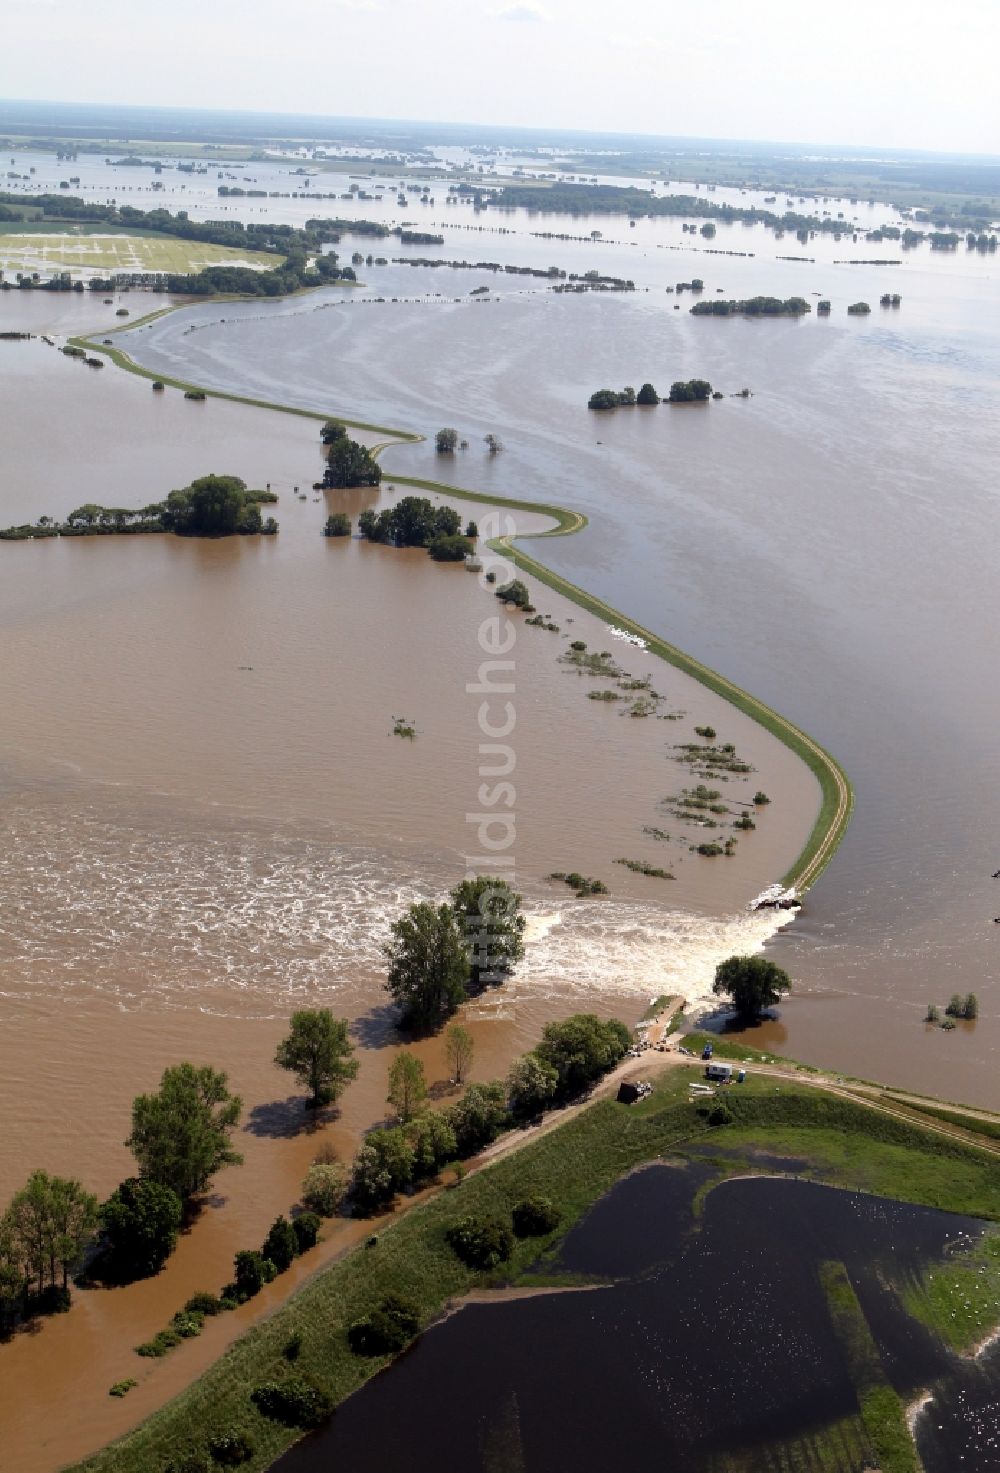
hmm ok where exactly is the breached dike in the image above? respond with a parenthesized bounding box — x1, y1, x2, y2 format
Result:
(749, 882, 801, 911)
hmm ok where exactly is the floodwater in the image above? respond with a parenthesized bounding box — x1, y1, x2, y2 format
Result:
(3, 152, 1000, 1467)
(0, 327, 814, 1471)
(274, 1168, 986, 1473)
(116, 208, 1000, 1107)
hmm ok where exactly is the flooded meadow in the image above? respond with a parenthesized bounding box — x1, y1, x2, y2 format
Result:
(2, 145, 1000, 1468)
(273, 1166, 999, 1473)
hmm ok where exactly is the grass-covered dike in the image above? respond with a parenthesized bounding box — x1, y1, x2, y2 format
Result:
(70, 1074, 1000, 1473)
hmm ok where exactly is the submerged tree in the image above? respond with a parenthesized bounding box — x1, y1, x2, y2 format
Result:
(5, 1170, 98, 1297)
(358, 495, 461, 548)
(274, 1010, 359, 1108)
(160, 474, 257, 536)
(712, 955, 791, 1019)
(384, 903, 469, 1030)
(323, 436, 382, 489)
(126, 1063, 243, 1199)
(99, 1177, 183, 1280)
(450, 876, 526, 988)
(387, 1052, 428, 1124)
(435, 427, 459, 453)
(444, 1023, 474, 1085)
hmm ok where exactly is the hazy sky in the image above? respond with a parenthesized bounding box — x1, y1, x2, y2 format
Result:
(2, 0, 997, 154)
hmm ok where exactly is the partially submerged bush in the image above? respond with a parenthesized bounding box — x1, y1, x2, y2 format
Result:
(495, 578, 531, 609)
(230, 1249, 275, 1302)
(302, 1161, 348, 1216)
(292, 1212, 321, 1254)
(183, 1291, 224, 1317)
(262, 1216, 298, 1273)
(428, 532, 474, 562)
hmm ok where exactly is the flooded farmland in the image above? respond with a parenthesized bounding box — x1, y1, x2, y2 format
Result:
(274, 1167, 996, 1473)
(0, 326, 812, 1471)
(3, 136, 1000, 1470)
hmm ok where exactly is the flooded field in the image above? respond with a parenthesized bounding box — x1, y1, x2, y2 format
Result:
(3, 143, 1000, 1470)
(274, 1167, 990, 1473)
(0, 329, 814, 1470)
(114, 213, 1000, 1106)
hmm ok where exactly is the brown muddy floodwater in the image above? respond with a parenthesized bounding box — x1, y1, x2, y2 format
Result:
(0, 329, 816, 1469)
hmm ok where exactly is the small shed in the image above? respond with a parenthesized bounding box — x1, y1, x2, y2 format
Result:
(705, 1061, 733, 1083)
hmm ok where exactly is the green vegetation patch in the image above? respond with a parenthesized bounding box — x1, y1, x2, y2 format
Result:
(682, 1031, 817, 1071)
(820, 1261, 917, 1473)
(903, 1228, 1000, 1353)
(883, 1094, 1000, 1143)
(614, 858, 674, 880)
(0, 233, 281, 275)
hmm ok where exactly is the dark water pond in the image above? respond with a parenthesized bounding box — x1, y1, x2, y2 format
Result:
(273, 1167, 996, 1472)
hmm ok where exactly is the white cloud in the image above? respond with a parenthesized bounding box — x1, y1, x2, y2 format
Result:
(494, 3, 546, 20)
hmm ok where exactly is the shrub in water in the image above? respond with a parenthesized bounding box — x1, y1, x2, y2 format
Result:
(135, 1326, 182, 1357)
(428, 532, 473, 562)
(292, 1211, 321, 1254)
(233, 1250, 271, 1300)
(495, 578, 530, 609)
(184, 1291, 223, 1317)
(302, 1161, 347, 1217)
(262, 1216, 298, 1273)
(512, 1195, 561, 1238)
(170, 1310, 205, 1339)
(446, 1214, 515, 1270)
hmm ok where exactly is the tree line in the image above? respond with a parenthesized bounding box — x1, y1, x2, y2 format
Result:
(487, 182, 882, 237)
(588, 380, 713, 408)
(0, 475, 278, 541)
(690, 295, 811, 317)
(0, 857, 785, 1342)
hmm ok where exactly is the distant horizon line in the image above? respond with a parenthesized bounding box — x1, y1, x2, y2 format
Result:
(0, 95, 998, 166)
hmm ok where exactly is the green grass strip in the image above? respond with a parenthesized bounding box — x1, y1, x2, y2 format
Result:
(820, 1261, 918, 1473)
(902, 1227, 1000, 1353)
(682, 1029, 821, 1069)
(883, 1095, 1000, 1144)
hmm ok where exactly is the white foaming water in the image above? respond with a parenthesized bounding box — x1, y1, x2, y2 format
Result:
(0, 796, 792, 1020)
(512, 899, 794, 1012)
